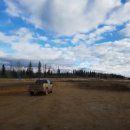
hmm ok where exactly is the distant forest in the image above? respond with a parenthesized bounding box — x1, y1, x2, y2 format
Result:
(0, 61, 126, 79)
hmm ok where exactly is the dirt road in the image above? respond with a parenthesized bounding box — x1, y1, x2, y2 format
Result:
(0, 79, 130, 130)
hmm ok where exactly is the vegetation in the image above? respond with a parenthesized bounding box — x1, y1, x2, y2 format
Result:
(26, 61, 33, 78)
(37, 61, 42, 78)
(0, 61, 126, 79)
(1, 64, 6, 77)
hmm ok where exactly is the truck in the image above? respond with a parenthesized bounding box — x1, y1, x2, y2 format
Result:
(28, 79, 53, 96)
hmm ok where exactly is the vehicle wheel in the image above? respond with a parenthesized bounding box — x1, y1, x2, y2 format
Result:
(30, 92, 34, 96)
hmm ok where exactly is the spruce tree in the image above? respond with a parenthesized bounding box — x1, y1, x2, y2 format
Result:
(38, 61, 42, 78)
(1, 64, 6, 77)
(26, 61, 33, 78)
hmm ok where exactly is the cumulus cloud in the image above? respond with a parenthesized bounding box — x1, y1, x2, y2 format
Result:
(1, 28, 130, 76)
(72, 39, 130, 76)
(38, 36, 48, 41)
(106, 1, 130, 25)
(2, 0, 130, 76)
(119, 23, 130, 37)
(0, 28, 60, 60)
(0, 51, 6, 58)
(4, 0, 121, 35)
(72, 25, 116, 44)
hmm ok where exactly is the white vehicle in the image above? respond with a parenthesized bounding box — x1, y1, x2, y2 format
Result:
(28, 79, 53, 96)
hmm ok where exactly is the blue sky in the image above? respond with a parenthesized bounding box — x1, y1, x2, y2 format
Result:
(0, 0, 130, 76)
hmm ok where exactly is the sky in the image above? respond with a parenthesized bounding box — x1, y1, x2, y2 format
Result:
(0, 0, 130, 76)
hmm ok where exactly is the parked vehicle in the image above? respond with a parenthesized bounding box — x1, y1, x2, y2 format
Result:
(28, 79, 53, 96)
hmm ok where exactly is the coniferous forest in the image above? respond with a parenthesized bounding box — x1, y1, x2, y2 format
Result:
(0, 61, 126, 79)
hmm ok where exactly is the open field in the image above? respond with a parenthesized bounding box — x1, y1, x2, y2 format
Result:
(0, 78, 130, 130)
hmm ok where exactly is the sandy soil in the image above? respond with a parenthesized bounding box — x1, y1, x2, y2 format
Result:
(0, 79, 130, 130)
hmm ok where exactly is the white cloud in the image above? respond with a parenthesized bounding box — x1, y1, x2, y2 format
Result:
(5, 0, 21, 17)
(0, 28, 66, 61)
(1, 28, 130, 76)
(51, 39, 63, 44)
(106, 2, 130, 25)
(38, 36, 48, 41)
(72, 25, 115, 44)
(120, 23, 130, 37)
(0, 32, 16, 44)
(2, 0, 130, 76)
(4, 0, 120, 35)
(51, 39, 67, 44)
(0, 51, 7, 58)
(44, 43, 50, 48)
(0, 27, 49, 45)
(72, 34, 86, 44)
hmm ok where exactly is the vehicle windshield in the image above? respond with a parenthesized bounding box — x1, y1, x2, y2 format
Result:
(35, 80, 47, 84)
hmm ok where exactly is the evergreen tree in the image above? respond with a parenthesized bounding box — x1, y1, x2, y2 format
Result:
(44, 64, 47, 77)
(37, 61, 42, 78)
(1, 64, 6, 77)
(26, 61, 33, 78)
(57, 67, 60, 76)
(11, 68, 17, 78)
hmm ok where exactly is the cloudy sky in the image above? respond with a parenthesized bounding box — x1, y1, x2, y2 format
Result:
(0, 0, 130, 76)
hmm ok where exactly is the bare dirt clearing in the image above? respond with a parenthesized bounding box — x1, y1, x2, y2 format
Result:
(0, 79, 130, 130)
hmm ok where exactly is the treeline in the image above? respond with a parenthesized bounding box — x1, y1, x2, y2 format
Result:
(0, 61, 126, 79)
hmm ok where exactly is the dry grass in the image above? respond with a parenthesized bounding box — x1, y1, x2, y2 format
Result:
(0, 78, 130, 130)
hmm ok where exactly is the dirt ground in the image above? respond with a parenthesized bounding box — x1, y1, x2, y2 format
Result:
(0, 79, 130, 130)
